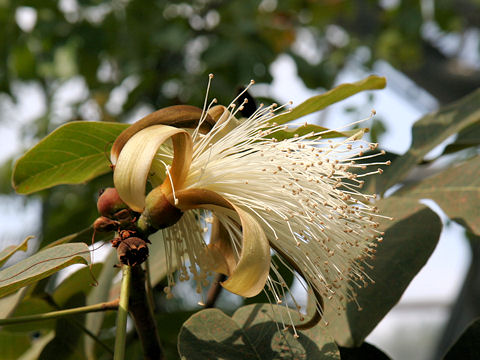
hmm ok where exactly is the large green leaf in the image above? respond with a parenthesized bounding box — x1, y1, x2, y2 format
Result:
(272, 75, 386, 125)
(39, 293, 87, 360)
(325, 197, 442, 346)
(7, 297, 56, 332)
(400, 155, 480, 234)
(444, 318, 480, 359)
(0, 243, 91, 298)
(178, 304, 340, 359)
(12, 121, 128, 194)
(0, 288, 27, 319)
(376, 88, 480, 194)
(442, 121, 480, 155)
(0, 330, 32, 360)
(52, 263, 104, 306)
(0, 236, 34, 267)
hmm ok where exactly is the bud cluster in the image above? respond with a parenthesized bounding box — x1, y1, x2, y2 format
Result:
(93, 187, 150, 266)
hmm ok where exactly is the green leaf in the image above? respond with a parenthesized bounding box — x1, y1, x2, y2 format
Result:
(0, 330, 32, 360)
(0, 288, 28, 318)
(12, 121, 128, 194)
(7, 297, 56, 332)
(444, 318, 480, 359)
(178, 304, 340, 360)
(400, 155, 480, 234)
(39, 293, 87, 360)
(0, 243, 91, 298)
(326, 197, 442, 346)
(272, 75, 386, 125)
(84, 249, 118, 359)
(156, 311, 196, 359)
(376, 88, 480, 194)
(18, 331, 55, 360)
(52, 263, 104, 306)
(267, 124, 368, 142)
(0, 236, 34, 267)
(442, 121, 480, 155)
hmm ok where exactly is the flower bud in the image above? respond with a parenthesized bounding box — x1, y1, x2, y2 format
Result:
(97, 188, 127, 217)
(117, 237, 149, 266)
(139, 186, 183, 231)
(93, 216, 118, 232)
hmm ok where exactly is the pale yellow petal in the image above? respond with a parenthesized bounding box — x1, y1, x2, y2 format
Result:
(113, 125, 192, 212)
(172, 188, 271, 298)
(110, 105, 213, 165)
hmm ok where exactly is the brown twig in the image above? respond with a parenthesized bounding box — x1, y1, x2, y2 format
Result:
(204, 273, 227, 308)
(129, 266, 164, 360)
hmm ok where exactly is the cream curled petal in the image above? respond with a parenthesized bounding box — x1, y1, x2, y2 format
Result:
(110, 105, 213, 165)
(113, 125, 192, 212)
(172, 188, 271, 298)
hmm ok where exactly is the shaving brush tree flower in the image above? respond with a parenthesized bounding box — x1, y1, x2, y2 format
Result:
(109, 80, 390, 325)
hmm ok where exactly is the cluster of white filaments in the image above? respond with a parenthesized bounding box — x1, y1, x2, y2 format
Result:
(149, 77, 390, 329)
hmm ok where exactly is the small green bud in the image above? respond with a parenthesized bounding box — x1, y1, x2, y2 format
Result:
(140, 186, 183, 231)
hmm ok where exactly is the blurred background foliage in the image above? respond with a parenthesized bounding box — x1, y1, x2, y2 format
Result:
(1, 0, 480, 359)
(2, 0, 479, 236)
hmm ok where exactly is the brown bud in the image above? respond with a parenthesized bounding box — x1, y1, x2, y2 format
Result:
(139, 186, 183, 231)
(117, 237, 149, 266)
(97, 188, 127, 217)
(93, 216, 118, 232)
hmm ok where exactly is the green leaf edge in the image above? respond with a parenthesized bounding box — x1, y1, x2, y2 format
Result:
(272, 75, 386, 125)
(0, 243, 91, 298)
(12, 121, 128, 194)
(0, 236, 35, 267)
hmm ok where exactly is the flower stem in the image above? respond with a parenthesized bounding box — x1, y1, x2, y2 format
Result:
(205, 273, 227, 308)
(0, 299, 119, 325)
(114, 265, 131, 360)
(129, 265, 164, 360)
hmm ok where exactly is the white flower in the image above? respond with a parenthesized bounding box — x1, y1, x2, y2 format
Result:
(110, 85, 387, 329)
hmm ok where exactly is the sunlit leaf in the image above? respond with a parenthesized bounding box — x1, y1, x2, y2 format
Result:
(400, 155, 480, 234)
(178, 304, 340, 359)
(52, 263, 103, 306)
(0, 243, 91, 298)
(12, 121, 128, 194)
(0, 288, 27, 319)
(272, 75, 386, 125)
(377, 88, 480, 194)
(326, 197, 442, 346)
(0, 236, 34, 267)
